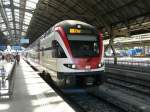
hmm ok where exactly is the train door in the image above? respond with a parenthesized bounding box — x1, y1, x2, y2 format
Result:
(46, 32, 57, 81)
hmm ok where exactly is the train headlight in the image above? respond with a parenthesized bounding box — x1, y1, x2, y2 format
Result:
(72, 64, 76, 69)
(64, 64, 76, 69)
(98, 64, 101, 67)
(98, 62, 104, 68)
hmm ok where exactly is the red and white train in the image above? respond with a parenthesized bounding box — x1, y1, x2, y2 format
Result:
(25, 20, 105, 87)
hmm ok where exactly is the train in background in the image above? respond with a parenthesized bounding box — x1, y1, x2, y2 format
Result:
(25, 20, 105, 87)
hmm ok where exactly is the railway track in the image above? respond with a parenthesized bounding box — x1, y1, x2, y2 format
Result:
(106, 73, 150, 94)
(105, 82, 150, 105)
(107, 78, 150, 94)
(103, 69, 150, 112)
(105, 63, 150, 73)
(106, 65, 150, 96)
(106, 73, 150, 88)
(63, 88, 125, 112)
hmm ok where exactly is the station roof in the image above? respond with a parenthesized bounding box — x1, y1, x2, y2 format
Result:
(0, 0, 150, 44)
(0, 0, 38, 44)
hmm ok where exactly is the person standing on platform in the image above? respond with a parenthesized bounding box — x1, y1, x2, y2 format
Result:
(2, 54, 5, 60)
(16, 53, 20, 64)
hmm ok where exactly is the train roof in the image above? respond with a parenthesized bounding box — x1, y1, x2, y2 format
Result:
(54, 20, 96, 29)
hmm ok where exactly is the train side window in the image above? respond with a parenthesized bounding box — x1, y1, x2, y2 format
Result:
(52, 41, 56, 58)
(52, 40, 67, 58)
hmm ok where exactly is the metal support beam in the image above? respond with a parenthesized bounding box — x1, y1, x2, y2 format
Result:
(19, 0, 26, 39)
(104, 26, 117, 64)
(111, 45, 117, 64)
(10, 0, 16, 38)
(125, 21, 131, 38)
(0, 0, 12, 38)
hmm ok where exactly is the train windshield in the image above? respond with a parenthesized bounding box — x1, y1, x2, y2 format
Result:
(67, 35, 99, 57)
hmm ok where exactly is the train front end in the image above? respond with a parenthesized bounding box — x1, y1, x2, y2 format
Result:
(55, 20, 105, 86)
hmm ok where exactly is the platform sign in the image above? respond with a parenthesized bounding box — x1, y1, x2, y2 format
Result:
(20, 38, 29, 44)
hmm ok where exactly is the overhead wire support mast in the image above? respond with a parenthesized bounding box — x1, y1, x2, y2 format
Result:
(19, 0, 26, 39)
(0, 0, 13, 38)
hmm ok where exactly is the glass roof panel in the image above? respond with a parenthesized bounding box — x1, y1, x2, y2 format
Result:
(3, 31, 9, 35)
(15, 18, 19, 22)
(2, 0, 10, 5)
(16, 23, 19, 26)
(7, 14, 12, 17)
(16, 30, 20, 34)
(5, 8, 11, 12)
(10, 23, 14, 29)
(16, 26, 19, 29)
(16, 24, 19, 28)
(24, 12, 32, 17)
(15, 13, 19, 17)
(24, 19, 30, 22)
(14, 9, 19, 14)
(28, 0, 39, 4)
(24, 16, 31, 20)
(15, 16, 19, 20)
(6, 12, 12, 17)
(26, 1, 36, 10)
(14, 0, 19, 3)
(23, 25, 28, 29)
(11, 30, 14, 34)
(7, 14, 12, 18)
(14, 2, 20, 7)
(22, 32, 26, 35)
(0, 15, 4, 22)
(1, 24, 6, 29)
(9, 21, 13, 24)
(23, 21, 30, 25)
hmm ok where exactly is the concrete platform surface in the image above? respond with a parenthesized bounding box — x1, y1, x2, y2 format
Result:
(0, 59, 75, 112)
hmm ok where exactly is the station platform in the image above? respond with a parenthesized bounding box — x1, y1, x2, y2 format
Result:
(0, 60, 15, 98)
(0, 59, 75, 112)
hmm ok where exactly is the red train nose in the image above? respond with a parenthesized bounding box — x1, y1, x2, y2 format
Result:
(73, 57, 99, 69)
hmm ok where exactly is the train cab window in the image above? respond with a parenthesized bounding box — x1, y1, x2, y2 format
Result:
(52, 40, 67, 58)
(67, 35, 99, 57)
